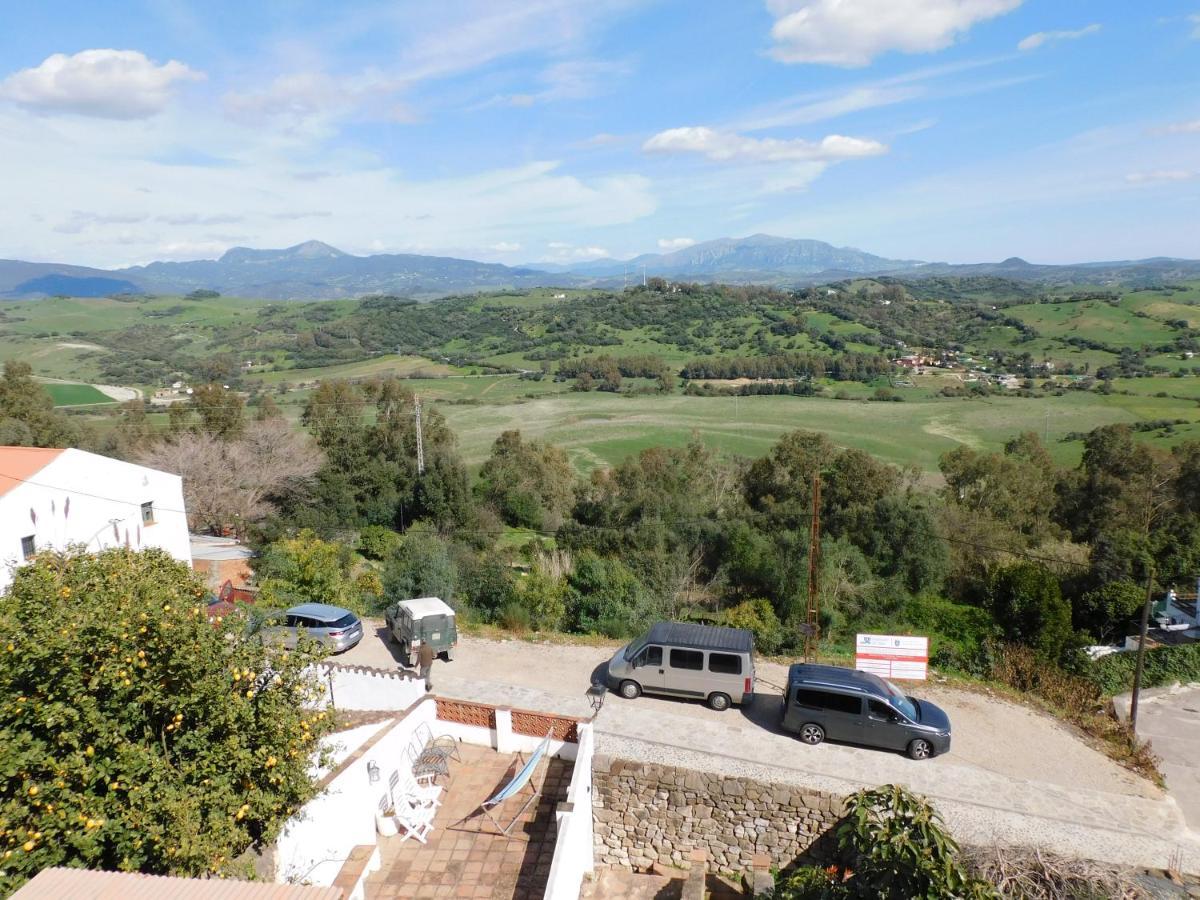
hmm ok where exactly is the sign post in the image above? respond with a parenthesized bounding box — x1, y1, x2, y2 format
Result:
(855, 634, 929, 681)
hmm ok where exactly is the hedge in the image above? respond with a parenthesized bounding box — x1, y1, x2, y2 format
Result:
(1087, 642, 1200, 696)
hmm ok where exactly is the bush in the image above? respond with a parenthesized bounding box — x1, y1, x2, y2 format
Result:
(986, 563, 1072, 661)
(0, 549, 332, 894)
(1088, 642, 1200, 695)
(255, 530, 362, 614)
(906, 596, 998, 675)
(724, 598, 785, 655)
(833, 785, 996, 899)
(357, 525, 400, 561)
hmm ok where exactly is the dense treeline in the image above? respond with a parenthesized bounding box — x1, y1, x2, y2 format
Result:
(679, 351, 893, 382)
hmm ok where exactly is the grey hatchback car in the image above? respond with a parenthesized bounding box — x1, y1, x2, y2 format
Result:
(780, 663, 951, 760)
(251, 603, 364, 653)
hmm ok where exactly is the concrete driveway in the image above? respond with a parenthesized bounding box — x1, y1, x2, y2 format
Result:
(1119, 683, 1200, 832)
(336, 622, 1198, 868)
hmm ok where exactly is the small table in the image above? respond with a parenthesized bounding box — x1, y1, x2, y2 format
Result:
(586, 683, 607, 713)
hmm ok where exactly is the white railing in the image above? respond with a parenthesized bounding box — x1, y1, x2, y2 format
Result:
(543, 722, 595, 900)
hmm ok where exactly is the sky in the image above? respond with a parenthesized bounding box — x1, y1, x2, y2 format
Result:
(0, 0, 1198, 268)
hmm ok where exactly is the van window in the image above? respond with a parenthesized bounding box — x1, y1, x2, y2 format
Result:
(708, 652, 742, 675)
(794, 688, 861, 715)
(867, 699, 893, 719)
(669, 648, 704, 671)
(635, 645, 663, 667)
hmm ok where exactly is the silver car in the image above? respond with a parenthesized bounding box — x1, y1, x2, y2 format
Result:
(251, 603, 364, 653)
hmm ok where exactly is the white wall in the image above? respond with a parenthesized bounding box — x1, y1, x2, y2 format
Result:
(544, 723, 595, 900)
(317, 664, 427, 712)
(0, 448, 191, 594)
(276, 700, 439, 885)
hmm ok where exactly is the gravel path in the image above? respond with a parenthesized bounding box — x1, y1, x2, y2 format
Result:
(337, 624, 1197, 867)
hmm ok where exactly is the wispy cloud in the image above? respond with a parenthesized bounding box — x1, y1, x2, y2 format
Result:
(643, 127, 886, 163)
(483, 58, 634, 108)
(1125, 169, 1197, 185)
(657, 237, 695, 251)
(1018, 23, 1100, 52)
(0, 49, 203, 119)
(765, 0, 1023, 67)
(1159, 119, 1200, 135)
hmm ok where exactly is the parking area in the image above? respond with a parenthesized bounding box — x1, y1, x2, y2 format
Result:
(1119, 683, 1200, 831)
(336, 624, 1197, 868)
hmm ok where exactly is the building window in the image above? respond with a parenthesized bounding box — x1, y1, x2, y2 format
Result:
(141, 501, 155, 525)
(20, 535, 35, 560)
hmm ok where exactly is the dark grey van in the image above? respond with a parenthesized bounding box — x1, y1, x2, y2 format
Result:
(780, 663, 951, 760)
(605, 622, 755, 711)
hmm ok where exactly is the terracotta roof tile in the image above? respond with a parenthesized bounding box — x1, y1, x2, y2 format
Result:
(10, 867, 345, 900)
(0, 446, 65, 499)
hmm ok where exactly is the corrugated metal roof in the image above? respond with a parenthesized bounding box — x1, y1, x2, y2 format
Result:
(0, 446, 64, 498)
(646, 621, 753, 653)
(10, 868, 345, 900)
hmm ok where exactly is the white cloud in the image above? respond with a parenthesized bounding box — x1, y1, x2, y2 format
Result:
(643, 126, 887, 163)
(1017, 23, 1100, 52)
(481, 58, 634, 108)
(1163, 119, 1200, 134)
(223, 70, 413, 131)
(0, 49, 204, 119)
(1125, 169, 1197, 185)
(542, 242, 609, 260)
(490, 241, 522, 252)
(766, 0, 1022, 67)
(657, 237, 696, 251)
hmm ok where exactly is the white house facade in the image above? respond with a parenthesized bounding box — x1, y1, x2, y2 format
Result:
(0, 446, 192, 594)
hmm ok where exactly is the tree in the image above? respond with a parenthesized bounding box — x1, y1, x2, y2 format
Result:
(136, 419, 322, 536)
(255, 530, 360, 612)
(382, 525, 458, 607)
(513, 568, 567, 631)
(190, 384, 245, 440)
(0, 361, 82, 448)
(1074, 580, 1143, 642)
(987, 562, 1073, 659)
(565, 552, 658, 637)
(0, 548, 332, 894)
(476, 430, 576, 530)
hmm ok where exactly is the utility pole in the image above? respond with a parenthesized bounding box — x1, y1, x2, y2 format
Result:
(803, 474, 822, 663)
(414, 395, 426, 476)
(1130, 565, 1156, 732)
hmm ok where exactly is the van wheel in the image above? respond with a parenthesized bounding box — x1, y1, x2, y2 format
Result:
(798, 723, 825, 746)
(442, 648, 454, 662)
(707, 692, 731, 712)
(618, 680, 641, 700)
(907, 739, 933, 760)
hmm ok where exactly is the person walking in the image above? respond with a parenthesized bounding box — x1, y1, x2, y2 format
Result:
(417, 640, 436, 692)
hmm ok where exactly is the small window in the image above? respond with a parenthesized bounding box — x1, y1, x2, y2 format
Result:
(20, 535, 35, 560)
(794, 688, 861, 715)
(636, 645, 663, 667)
(868, 699, 893, 720)
(140, 501, 155, 525)
(669, 648, 704, 671)
(708, 652, 742, 675)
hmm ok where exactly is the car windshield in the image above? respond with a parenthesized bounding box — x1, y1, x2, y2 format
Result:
(882, 678, 918, 720)
(326, 613, 358, 629)
(623, 638, 647, 661)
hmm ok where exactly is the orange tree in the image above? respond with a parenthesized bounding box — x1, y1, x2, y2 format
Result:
(0, 548, 334, 893)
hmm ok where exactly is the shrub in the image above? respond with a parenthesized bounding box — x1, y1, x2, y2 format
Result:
(357, 525, 400, 561)
(834, 785, 996, 899)
(724, 598, 785, 655)
(255, 530, 362, 614)
(0, 549, 332, 895)
(986, 563, 1072, 661)
(1087, 642, 1200, 696)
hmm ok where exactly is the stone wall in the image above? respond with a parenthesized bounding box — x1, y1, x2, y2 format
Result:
(591, 754, 845, 876)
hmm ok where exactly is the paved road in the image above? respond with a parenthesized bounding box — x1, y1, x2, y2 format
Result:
(1119, 684, 1200, 833)
(337, 624, 1199, 868)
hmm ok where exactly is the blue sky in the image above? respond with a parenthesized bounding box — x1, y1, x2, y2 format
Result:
(1, 0, 1198, 267)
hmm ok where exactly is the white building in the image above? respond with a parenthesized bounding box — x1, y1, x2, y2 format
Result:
(0, 446, 192, 594)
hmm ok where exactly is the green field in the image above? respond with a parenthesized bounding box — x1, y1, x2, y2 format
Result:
(41, 382, 115, 406)
(439, 391, 1197, 476)
(246, 354, 468, 386)
(1006, 300, 1178, 346)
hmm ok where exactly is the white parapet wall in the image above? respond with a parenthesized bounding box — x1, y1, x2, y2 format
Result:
(316, 663, 428, 712)
(543, 722, 595, 900)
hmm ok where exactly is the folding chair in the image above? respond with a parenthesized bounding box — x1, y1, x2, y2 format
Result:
(389, 767, 441, 810)
(394, 799, 435, 844)
(415, 721, 461, 764)
(408, 734, 450, 782)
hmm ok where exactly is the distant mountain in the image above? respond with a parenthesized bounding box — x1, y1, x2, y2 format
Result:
(560, 234, 923, 278)
(1, 236, 1198, 301)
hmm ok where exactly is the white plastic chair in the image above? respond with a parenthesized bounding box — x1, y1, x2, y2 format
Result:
(394, 799, 435, 844)
(389, 766, 441, 810)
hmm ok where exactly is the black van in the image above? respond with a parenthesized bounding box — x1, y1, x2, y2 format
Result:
(780, 663, 951, 760)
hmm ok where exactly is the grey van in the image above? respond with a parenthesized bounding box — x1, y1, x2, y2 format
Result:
(605, 622, 755, 711)
(780, 663, 951, 760)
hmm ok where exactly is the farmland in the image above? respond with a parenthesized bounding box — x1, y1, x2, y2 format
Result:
(5, 276, 1200, 476)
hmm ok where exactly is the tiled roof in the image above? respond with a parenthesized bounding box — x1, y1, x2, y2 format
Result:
(10, 867, 345, 899)
(0, 446, 65, 499)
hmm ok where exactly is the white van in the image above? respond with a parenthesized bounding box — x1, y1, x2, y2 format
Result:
(604, 622, 755, 711)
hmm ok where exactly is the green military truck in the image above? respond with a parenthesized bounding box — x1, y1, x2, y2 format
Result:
(384, 596, 458, 667)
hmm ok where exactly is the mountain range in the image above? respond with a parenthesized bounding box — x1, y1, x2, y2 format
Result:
(2, 235, 1199, 301)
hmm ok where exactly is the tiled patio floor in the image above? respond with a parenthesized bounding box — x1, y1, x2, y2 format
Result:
(364, 742, 571, 900)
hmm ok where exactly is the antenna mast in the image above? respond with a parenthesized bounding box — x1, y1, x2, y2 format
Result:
(803, 473, 822, 663)
(414, 395, 426, 475)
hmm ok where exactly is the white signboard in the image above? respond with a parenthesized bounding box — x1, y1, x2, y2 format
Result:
(855, 633, 929, 681)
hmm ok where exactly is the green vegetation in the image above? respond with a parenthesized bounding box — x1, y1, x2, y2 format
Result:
(0, 548, 332, 895)
(41, 383, 115, 407)
(1088, 642, 1200, 696)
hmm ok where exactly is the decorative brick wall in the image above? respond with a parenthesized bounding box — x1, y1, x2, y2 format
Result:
(511, 708, 579, 742)
(591, 755, 845, 876)
(435, 698, 495, 730)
